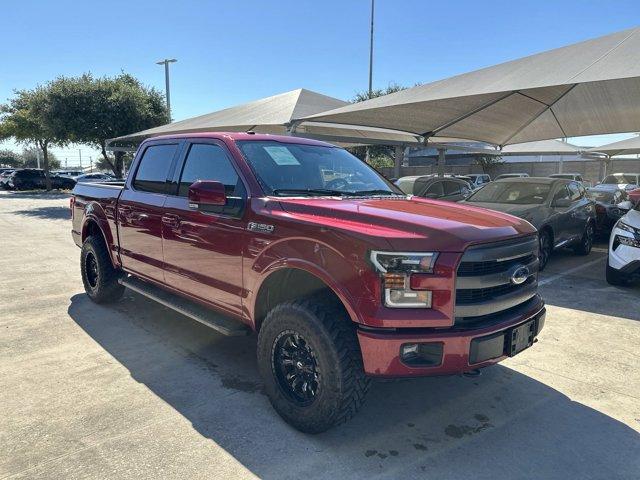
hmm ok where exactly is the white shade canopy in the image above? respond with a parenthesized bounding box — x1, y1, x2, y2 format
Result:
(586, 135, 640, 157)
(502, 139, 584, 155)
(306, 27, 640, 147)
(107, 88, 423, 148)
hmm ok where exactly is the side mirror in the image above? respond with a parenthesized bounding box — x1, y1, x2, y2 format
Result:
(188, 180, 226, 207)
(553, 198, 571, 208)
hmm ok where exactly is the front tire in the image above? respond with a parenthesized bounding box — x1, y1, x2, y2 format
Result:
(573, 221, 594, 256)
(538, 229, 552, 271)
(606, 259, 628, 286)
(257, 297, 370, 433)
(81, 235, 124, 303)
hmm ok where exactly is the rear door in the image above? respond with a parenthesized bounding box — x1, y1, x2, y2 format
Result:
(117, 141, 181, 283)
(162, 140, 247, 316)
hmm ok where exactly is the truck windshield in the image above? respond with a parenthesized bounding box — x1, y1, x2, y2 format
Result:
(467, 181, 552, 204)
(237, 141, 402, 197)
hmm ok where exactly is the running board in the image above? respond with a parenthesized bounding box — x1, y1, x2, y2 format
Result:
(118, 276, 250, 337)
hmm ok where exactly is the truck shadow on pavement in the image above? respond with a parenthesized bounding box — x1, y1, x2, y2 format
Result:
(12, 206, 71, 220)
(67, 293, 640, 479)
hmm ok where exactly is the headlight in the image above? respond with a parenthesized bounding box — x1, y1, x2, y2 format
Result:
(617, 220, 640, 236)
(370, 251, 438, 273)
(370, 251, 438, 308)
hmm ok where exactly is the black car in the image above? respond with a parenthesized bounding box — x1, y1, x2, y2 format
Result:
(51, 174, 77, 190)
(395, 175, 472, 202)
(586, 187, 631, 234)
(7, 169, 46, 190)
(463, 177, 596, 270)
(6, 169, 76, 190)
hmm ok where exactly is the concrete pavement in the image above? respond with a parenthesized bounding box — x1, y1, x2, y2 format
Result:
(1, 191, 639, 479)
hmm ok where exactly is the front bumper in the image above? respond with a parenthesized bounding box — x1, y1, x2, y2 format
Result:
(357, 296, 545, 377)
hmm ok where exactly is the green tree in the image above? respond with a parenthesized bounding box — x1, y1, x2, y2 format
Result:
(347, 83, 409, 164)
(475, 153, 504, 174)
(47, 73, 168, 177)
(20, 146, 61, 169)
(0, 86, 66, 189)
(0, 149, 22, 167)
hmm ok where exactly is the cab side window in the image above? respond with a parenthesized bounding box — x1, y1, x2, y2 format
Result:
(133, 144, 178, 194)
(177, 144, 245, 198)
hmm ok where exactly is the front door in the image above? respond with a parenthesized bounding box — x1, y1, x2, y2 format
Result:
(162, 141, 247, 316)
(118, 142, 181, 283)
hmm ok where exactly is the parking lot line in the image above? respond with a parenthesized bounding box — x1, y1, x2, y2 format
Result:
(538, 256, 605, 286)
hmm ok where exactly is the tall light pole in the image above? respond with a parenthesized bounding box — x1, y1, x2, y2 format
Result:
(156, 58, 177, 121)
(368, 0, 375, 97)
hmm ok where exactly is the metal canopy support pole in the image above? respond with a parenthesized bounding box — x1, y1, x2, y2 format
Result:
(437, 148, 446, 177)
(394, 145, 403, 179)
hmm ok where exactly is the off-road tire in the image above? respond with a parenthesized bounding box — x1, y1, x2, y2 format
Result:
(573, 221, 594, 256)
(81, 235, 124, 303)
(257, 297, 370, 433)
(606, 258, 627, 286)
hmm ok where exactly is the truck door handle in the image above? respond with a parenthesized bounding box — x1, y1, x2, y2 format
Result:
(162, 214, 180, 227)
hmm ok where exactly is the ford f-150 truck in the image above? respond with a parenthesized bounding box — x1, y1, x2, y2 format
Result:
(71, 132, 545, 433)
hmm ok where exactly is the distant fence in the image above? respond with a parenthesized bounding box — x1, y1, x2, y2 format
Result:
(379, 158, 640, 185)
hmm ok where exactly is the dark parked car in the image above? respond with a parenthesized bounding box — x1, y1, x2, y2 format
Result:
(463, 177, 596, 270)
(586, 187, 631, 234)
(5, 169, 76, 190)
(6, 169, 46, 190)
(51, 174, 77, 190)
(396, 175, 472, 202)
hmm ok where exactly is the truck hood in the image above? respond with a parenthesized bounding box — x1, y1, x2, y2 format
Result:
(276, 196, 536, 252)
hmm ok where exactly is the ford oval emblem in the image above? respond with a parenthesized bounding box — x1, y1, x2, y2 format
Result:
(510, 265, 530, 285)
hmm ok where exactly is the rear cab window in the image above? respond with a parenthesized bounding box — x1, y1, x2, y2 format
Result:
(132, 144, 179, 194)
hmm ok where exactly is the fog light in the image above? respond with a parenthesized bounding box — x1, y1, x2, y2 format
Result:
(385, 289, 432, 308)
(400, 342, 443, 367)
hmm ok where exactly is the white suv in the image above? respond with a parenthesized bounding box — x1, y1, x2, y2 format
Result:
(607, 201, 640, 285)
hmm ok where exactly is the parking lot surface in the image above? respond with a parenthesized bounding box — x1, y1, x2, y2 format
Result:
(1, 192, 639, 480)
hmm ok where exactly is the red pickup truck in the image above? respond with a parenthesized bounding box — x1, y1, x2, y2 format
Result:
(71, 132, 545, 432)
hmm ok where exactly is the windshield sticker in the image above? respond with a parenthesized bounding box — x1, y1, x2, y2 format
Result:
(264, 146, 300, 165)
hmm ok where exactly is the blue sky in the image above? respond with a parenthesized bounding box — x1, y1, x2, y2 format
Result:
(1, 0, 639, 165)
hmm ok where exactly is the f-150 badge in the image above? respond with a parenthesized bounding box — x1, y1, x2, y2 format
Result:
(247, 222, 275, 233)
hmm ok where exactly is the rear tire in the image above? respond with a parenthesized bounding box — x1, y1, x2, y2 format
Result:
(81, 235, 124, 303)
(573, 221, 594, 256)
(257, 296, 370, 433)
(606, 259, 628, 286)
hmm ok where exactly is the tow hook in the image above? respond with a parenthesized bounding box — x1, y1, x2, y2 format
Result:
(463, 369, 482, 378)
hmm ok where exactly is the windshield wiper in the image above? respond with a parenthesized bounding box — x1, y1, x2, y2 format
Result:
(272, 188, 353, 197)
(349, 189, 404, 196)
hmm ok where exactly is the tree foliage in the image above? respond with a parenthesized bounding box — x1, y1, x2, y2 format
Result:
(0, 87, 66, 189)
(474, 154, 504, 173)
(347, 83, 409, 164)
(20, 146, 61, 169)
(47, 73, 168, 177)
(0, 149, 22, 167)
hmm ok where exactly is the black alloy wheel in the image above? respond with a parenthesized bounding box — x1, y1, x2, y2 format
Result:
(272, 331, 320, 406)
